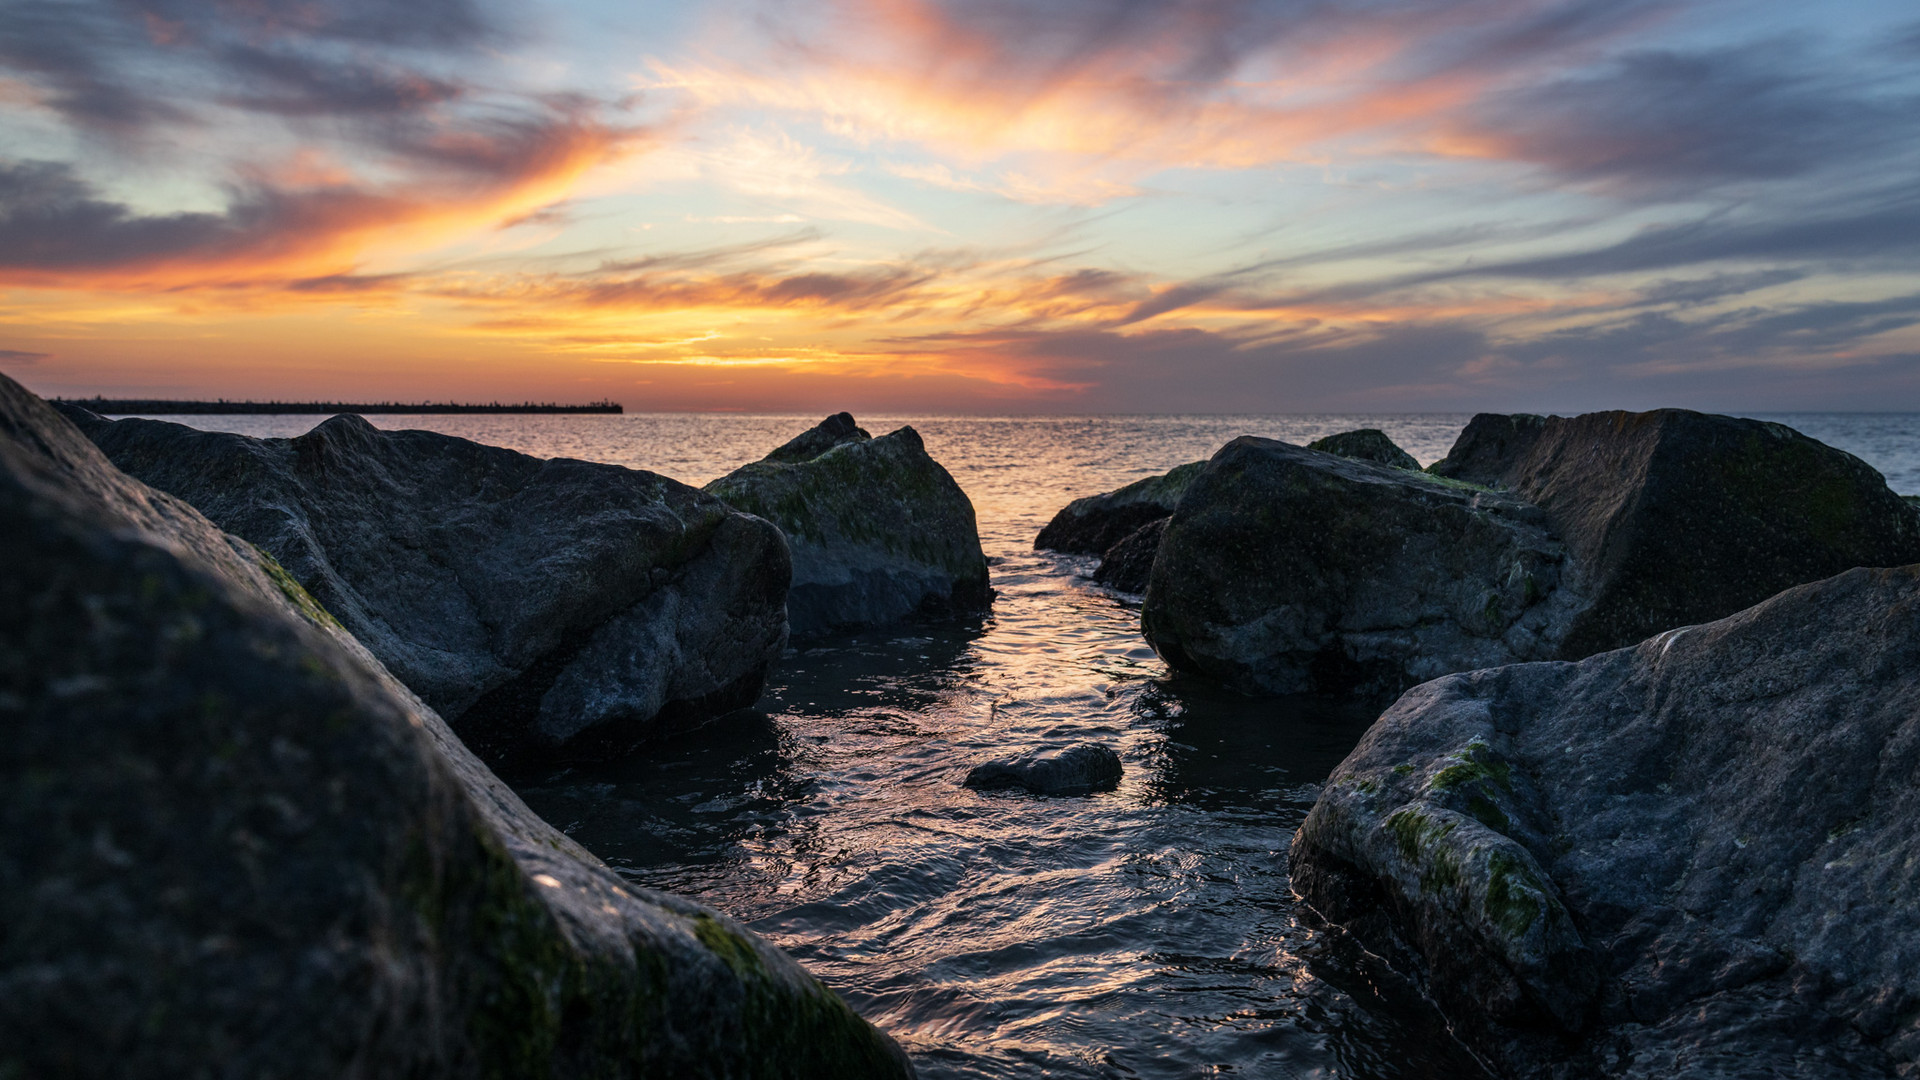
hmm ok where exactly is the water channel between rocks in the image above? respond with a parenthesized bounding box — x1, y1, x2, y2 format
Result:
(145, 411, 1920, 1079)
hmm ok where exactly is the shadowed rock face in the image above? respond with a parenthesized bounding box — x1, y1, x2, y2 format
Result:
(1034, 461, 1205, 555)
(964, 743, 1124, 796)
(1141, 437, 1577, 698)
(0, 374, 913, 1080)
(1430, 409, 1920, 657)
(1307, 429, 1420, 471)
(54, 406, 789, 763)
(1291, 565, 1920, 1079)
(706, 414, 989, 635)
(1091, 516, 1167, 594)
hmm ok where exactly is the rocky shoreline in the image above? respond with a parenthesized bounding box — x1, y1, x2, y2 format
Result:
(14, 380, 1920, 1078)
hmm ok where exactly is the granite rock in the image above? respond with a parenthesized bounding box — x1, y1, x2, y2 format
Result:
(55, 405, 789, 763)
(1034, 461, 1205, 555)
(1307, 429, 1420, 470)
(964, 743, 1124, 796)
(706, 414, 989, 635)
(0, 374, 913, 1080)
(1141, 437, 1578, 698)
(1291, 563, 1920, 1078)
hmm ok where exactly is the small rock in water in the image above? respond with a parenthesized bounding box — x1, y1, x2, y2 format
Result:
(965, 743, 1123, 795)
(1306, 428, 1420, 470)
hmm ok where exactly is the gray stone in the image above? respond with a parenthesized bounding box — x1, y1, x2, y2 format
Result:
(1034, 460, 1204, 555)
(1430, 408, 1920, 657)
(1291, 564, 1920, 1078)
(1141, 437, 1578, 698)
(0, 374, 913, 1080)
(705, 414, 989, 635)
(1090, 516, 1167, 594)
(964, 743, 1124, 796)
(1307, 428, 1420, 470)
(53, 405, 788, 763)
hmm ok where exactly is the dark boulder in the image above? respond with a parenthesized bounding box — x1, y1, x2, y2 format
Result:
(54, 406, 788, 763)
(1307, 428, 1420, 470)
(0, 374, 913, 1080)
(1431, 409, 1920, 656)
(1141, 437, 1576, 698)
(705, 414, 989, 635)
(1034, 461, 1204, 555)
(1090, 516, 1167, 594)
(964, 743, 1124, 795)
(1291, 563, 1920, 1078)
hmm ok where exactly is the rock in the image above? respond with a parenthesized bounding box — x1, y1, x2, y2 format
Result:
(1290, 563, 1920, 1078)
(0, 374, 913, 1080)
(1141, 437, 1578, 698)
(1307, 429, 1420, 470)
(1034, 461, 1205, 555)
(1429, 409, 1920, 656)
(705, 414, 989, 635)
(53, 405, 789, 763)
(1090, 516, 1167, 594)
(964, 743, 1124, 796)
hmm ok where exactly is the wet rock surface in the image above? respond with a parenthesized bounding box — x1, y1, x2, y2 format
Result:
(1429, 408, 1920, 657)
(54, 405, 788, 763)
(1307, 429, 1421, 470)
(964, 743, 1124, 796)
(1141, 437, 1577, 698)
(1291, 564, 1920, 1079)
(1, 375, 912, 1080)
(1091, 516, 1167, 594)
(1034, 460, 1204, 555)
(706, 413, 989, 635)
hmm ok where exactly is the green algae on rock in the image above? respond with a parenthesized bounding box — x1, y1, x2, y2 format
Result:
(705, 413, 989, 635)
(1034, 460, 1205, 556)
(1, 373, 912, 1079)
(52, 403, 790, 764)
(1292, 565, 1920, 1077)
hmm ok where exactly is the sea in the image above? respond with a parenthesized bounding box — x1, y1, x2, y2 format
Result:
(131, 411, 1920, 1079)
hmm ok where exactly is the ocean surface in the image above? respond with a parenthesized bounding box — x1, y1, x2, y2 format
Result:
(134, 411, 1920, 1079)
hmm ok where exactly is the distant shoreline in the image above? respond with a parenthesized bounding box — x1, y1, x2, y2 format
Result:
(57, 398, 624, 415)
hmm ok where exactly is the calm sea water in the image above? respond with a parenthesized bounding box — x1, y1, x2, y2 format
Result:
(137, 411, 1920, 1079)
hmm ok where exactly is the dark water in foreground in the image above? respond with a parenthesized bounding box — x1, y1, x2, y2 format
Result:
(145, 412, 1920, 1078)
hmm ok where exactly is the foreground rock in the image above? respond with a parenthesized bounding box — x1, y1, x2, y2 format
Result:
(1291, 564, 1920, 1078)
(56, 406, 788, 763)
(1429, 408, 1920, 656)
(705, 413, 988, 635)
(1307, 429, 1420, 470)
(964, 743, 1124, 795)
(1142, 437, 1577, 697)
(1143, 410, 1920, 700)
(1034, 461, 1204, 555)
(0, 375, 912, 1079)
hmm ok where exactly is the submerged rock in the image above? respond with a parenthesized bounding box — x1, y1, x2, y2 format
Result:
(1291, 564, 1920, 1078)
(1428, 408, 1920, 657)
(1091, 516, 1167, 594)
(1034, 461, 1204, 555)
(55, 406, 788, 763)
(1141, 437, 1576, 698)
(705, 413, 989, 635)
(0, 375, 912, 1080)
(964, 743, 1124, 796)
(1306, 429, 1420, 470)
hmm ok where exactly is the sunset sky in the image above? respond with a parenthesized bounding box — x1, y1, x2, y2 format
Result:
(2, 0, 1918, 412)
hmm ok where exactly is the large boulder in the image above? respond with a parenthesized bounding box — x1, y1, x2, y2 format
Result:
(1090, 516, 1167, 594)
(1306, 428, 1420, 470)
(54, 406, 789, 763)
(1429, 409, 1920, 657)
(1140, 437, 1579, 698)
(1290, 563, 1920, 1078)
(704, 413, 989, 635)
(1034, 460, 1205, 555)
(0, 374, 912, 1079)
